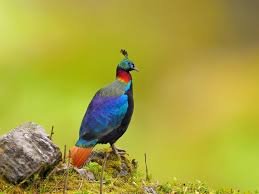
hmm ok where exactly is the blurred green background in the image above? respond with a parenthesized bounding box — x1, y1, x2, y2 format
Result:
(1, 0, 259, 190)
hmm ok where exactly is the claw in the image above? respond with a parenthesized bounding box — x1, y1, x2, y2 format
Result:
(110, 144, 126, 159)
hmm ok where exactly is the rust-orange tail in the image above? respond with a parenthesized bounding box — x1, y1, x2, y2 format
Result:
(70, 146, 93, 168)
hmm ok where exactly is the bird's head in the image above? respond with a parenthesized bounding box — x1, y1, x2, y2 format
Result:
(117, 49, 138, 72)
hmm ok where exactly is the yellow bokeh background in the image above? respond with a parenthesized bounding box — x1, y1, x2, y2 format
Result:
(1, 0, 259, 190)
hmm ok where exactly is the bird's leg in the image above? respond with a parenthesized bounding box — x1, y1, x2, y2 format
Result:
(111, 143, 119, 157)
(110, 143, 126, 157)
(110, 143, 125, 171)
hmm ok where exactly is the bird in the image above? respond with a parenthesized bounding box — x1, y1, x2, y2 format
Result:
(70, 49, 138, 168)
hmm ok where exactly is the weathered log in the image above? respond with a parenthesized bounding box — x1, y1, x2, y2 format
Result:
(0, 122, 62, 184)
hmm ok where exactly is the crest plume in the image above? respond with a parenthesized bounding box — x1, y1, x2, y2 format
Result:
(120, 49, 128, 58)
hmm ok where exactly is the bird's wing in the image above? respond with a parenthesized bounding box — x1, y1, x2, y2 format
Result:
(79, 93, 128, 141)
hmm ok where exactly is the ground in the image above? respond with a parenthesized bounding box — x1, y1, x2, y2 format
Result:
(0, 149, 256, 194)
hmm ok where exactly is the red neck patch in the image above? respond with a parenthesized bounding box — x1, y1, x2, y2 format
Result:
(116, 69, 132, 83)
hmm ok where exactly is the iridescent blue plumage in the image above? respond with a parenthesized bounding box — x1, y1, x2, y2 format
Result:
(77, 93, 129, 147)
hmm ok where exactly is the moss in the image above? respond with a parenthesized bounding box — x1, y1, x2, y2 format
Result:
(158, 182, 172, 193)
(0, 149, 256, 194)
(85, 162, 102, 180)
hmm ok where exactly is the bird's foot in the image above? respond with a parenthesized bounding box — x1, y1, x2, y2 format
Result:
(115, 147, 126, 154)
(110, 144, 126, 160)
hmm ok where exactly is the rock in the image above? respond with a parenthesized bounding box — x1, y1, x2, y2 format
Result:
(53, 163, 96, 181)
(74, 168, 95, 181)
(119, 162, 129, 176)
(143, 186, 157, 194)
(0, 122, 62, 184)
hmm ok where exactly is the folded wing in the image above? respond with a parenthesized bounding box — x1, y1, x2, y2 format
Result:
(79, 93, 129, 143)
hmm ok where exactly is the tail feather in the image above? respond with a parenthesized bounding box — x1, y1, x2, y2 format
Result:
(70, 146, 93, 168)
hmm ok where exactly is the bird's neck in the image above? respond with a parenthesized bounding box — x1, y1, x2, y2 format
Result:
(116, 68, 132, 83)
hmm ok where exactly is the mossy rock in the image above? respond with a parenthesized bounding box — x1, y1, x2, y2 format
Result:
(88, 149, 137, 180)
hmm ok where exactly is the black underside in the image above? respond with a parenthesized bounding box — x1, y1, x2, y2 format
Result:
(97, 87, 134, 145)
